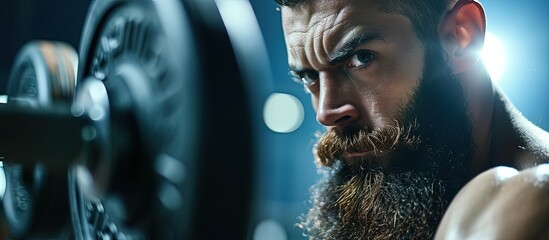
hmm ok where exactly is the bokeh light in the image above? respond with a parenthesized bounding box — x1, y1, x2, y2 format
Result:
(253, 219, 288, 240)
(263, 93, 305, 133)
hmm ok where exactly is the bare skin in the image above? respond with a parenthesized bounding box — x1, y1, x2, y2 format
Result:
(281, 0, 549, 238)
(435, 165, 549, 239)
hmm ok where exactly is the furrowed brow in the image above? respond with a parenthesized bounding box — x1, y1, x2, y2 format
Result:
(329, 33, 384, 65)
(287, 33, 383, 74)
(288, 66, 313, 76)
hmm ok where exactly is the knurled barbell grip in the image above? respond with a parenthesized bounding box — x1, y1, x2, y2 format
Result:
(0, 104, 91, 168)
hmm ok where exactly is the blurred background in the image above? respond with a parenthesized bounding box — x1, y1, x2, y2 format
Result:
(0, 0, 548, 239)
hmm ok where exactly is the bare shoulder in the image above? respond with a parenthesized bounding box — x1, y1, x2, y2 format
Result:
(491, 92, 549, 168)
(435, 165, 549, 240)
(522, 120, 549, 164)
(511, 111, 549, 168)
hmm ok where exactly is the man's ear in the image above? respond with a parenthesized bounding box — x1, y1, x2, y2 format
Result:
(439, 0, 486, 73)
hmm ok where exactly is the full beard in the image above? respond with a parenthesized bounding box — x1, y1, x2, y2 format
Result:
(298, 49, 475, 240)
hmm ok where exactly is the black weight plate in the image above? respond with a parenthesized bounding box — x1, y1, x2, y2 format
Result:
(2, 41, 78, 239)
(71, 0, 200, 239)
(180, 1, 273, 239)
(71, 0, 272, 239)
(7, 41, 77, 106)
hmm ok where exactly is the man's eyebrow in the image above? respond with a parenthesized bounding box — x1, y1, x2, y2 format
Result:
(288, 66, 310, 76)
(329, 33, 384, 65)
(287, 33, 384, 74)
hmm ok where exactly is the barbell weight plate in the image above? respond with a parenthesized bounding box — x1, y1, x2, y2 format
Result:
(2, 41, 78, 239)
(176, 0, 273, 239)
(71, 0, 200, 239)
(70, 0, 272, 239)
(7, 41, 77, 106)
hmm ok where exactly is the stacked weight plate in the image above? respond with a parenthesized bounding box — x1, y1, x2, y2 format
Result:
(2, 40, 78, 239)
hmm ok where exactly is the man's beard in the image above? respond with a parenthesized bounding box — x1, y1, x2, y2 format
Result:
(298, 49, 475, 239)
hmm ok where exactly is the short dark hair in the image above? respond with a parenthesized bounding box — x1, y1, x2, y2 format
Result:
(277, 0, 454, 48)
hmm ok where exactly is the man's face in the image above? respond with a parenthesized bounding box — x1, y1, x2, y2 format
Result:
(282, 0, 475, 239)
(282, 0, 423, 148)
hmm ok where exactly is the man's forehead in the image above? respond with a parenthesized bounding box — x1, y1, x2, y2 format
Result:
(281, 0, 396, 41)
(281, 0, 410, 68)
(281, 0, 381, 24)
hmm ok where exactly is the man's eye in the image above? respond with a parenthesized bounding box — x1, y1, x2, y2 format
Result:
(347, 50, 374, 68)
(291, 70, 319, 87)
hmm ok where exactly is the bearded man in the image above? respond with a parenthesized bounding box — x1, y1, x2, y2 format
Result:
(277, 0, 549, 239)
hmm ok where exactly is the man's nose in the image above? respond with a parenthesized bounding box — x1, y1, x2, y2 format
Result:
(315, 75, 359, 128)
(316, 103, 359, 128)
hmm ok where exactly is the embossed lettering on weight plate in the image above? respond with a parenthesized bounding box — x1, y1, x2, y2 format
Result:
(91, 15, 168, 82)
(11, 168, 30, 213)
